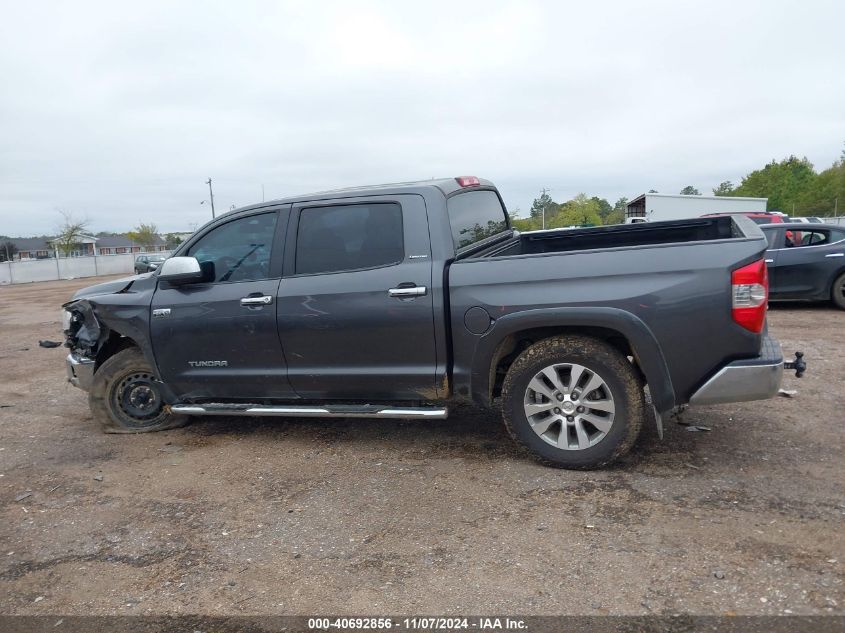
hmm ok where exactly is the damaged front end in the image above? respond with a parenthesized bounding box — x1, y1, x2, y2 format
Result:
(60, 273, 159, 393)
(63, 300, 104, 391)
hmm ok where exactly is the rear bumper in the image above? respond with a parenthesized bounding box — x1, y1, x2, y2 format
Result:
(689, 336, 783, 406)
(66, 353, 96, 391)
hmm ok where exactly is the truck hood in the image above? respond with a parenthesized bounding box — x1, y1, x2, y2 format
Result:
(70, 272, 153, 300)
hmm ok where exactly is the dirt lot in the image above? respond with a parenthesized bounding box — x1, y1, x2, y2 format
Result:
(0, 276, 843, 616)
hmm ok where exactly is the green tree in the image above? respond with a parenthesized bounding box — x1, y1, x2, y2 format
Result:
(164, 233, 184, 249)
(53, 210, 90, 257)
(549, 194, 602, 228)
(127, 222, 160, 250)
(508, 208, 541, 232)
(679, 185, 701, 195)
(529, 190, 558, 226)
(712, 181, 735, 196)
(797, 159, 845, 216)
(732, 155, 816, 213)
(591, 196, 612, 222)
(604, 197, 628, 225)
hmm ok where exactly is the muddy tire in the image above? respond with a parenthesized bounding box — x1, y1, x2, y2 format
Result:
(89, 347, 188, 434)
(832, 272, 845, 310)
(501, 335, 645, 469)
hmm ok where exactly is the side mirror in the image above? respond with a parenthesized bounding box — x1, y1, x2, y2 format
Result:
(158, 256, 203, 285)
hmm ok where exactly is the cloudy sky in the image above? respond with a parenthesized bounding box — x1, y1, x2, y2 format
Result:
(1, 0, 843, 236)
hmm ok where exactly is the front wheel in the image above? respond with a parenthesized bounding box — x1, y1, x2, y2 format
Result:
(89, 347, 188, 433)
(832, 272, 845, 310)
(501, 335, 645, 469)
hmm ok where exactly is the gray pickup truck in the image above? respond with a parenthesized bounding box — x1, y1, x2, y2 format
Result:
(63, 176, 801, 469)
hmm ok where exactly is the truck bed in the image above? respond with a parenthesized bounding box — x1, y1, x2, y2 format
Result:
(447, 214, 768, 413)
(471, 217, 737, 258)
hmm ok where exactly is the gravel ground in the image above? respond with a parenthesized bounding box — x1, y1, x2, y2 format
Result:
(0, 276, 843, 616)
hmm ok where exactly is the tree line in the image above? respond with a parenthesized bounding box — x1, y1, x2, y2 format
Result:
(512, 145, 845, 230)
(712, 150, 843, 215)
(510, 192, 629, 232)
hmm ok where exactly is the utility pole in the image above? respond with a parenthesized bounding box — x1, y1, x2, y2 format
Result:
(541, 187, 549, 230)
(206, 178, 216, 219)
(262, 184, 265, 202)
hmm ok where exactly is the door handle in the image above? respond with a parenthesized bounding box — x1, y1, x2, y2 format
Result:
(825, 253, 844, 258)
(388, 286, 427, 298)
(765, 259, 774, 263)
(240, 295, 273, 306)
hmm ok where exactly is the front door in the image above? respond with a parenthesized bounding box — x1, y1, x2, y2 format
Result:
(150, 208, 296, 401)
(276, 194, 438, 400)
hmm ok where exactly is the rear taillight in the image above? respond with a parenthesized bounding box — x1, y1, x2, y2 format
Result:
(455, 176, 480, 187)
(732, 259, 768, 333)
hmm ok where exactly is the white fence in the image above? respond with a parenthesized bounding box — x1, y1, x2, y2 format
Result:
(0, 252, 172, 285)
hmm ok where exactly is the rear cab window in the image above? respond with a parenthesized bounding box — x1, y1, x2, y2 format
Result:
(446, 190, 509, 252)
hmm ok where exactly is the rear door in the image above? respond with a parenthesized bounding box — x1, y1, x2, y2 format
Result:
(150, 207, 296, 400)
(276, 194, 437, 400)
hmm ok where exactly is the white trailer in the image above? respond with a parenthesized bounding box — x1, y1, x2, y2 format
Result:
(625, 193, 768, 223)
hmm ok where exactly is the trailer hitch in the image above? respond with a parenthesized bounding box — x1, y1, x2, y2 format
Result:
(783, 351, 806, 377)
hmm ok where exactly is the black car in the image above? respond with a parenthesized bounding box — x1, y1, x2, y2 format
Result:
(134, 254, 167, 274)
(761, 223, 845, 309)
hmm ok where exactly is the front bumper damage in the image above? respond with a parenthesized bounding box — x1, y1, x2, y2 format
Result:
(689, 335, 802, 406)
(66, 353, 96, 391)
(62, 300, 105, 392)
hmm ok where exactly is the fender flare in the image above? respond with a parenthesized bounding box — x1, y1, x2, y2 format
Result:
(469, 307, 676, 413)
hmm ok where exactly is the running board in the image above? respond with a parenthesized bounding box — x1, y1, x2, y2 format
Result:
(169, 403, 448, 420)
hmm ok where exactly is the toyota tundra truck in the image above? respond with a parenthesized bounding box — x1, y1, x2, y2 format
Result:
(62, 176, 800, 469)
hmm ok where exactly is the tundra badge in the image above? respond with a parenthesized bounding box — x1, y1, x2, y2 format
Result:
(188, 360, 229, 367)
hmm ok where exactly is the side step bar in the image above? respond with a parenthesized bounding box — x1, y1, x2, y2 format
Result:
(169, 403, 449, 420)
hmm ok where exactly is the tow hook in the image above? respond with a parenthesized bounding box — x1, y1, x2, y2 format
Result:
(784, 351, 806, 377)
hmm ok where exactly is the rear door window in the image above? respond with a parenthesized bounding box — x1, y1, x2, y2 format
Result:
(295, 203, 404, 275)
(446, 190, 509, 251)
(788, 230, 830, 247)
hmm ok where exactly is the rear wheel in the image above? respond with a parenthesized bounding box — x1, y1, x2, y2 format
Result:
(89, 347, 188, 433)
(501, 335, 645, 469)
(832, 272, 845, 310)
